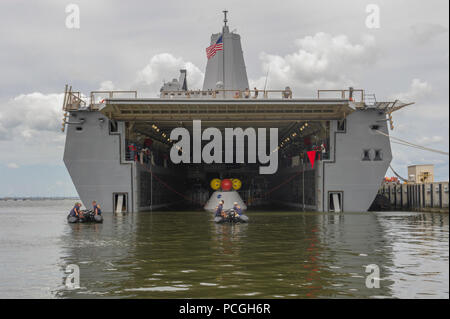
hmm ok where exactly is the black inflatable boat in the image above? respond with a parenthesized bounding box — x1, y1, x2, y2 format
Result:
(67, 209, 103, 223)
(214, 209, 249, 224)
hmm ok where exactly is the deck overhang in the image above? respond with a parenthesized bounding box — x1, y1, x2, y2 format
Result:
(98, 98, 356, 123)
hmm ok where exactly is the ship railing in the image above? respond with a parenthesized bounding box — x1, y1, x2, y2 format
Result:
(160, 89, 294, 100)
(62, 84, 86, 111)
(317, 88, 365, 102)
(364, 93, 377, 106)
(89, 90, 138, 109)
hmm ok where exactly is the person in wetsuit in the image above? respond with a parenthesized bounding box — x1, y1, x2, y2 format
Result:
(70, 202, 82, 218)
(92, 201, 102, 216)
(215, 200, 225, 217)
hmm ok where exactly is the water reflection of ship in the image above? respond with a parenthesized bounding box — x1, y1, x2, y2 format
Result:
(315, 213, 395, 297)
(376, 212, 449, 298)
(54, 211, 449, 298)
(212, 222, 247, 255)
(56, 214, 138, 298)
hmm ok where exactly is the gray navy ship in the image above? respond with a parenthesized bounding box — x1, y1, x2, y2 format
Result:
(62, 13, 412, 213)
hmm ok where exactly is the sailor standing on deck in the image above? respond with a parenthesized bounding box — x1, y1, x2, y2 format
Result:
(244, 88, 250, 98)
(253, 87, 259, 99)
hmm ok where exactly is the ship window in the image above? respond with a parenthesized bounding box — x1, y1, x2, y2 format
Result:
(374, 149, 383, 161)
(337, 120, 346, 132)
(75, 126, 83, 132)
(362, 149, 371, 161)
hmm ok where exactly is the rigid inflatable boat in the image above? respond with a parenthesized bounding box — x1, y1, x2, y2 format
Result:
(214, 209, 249, 224)
(67, 209, 103, 223)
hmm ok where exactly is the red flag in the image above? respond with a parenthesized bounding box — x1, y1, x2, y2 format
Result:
(307, 151, 317, 169)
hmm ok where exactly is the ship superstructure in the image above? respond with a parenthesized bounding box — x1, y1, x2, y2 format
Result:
(62, 14, 412, 213)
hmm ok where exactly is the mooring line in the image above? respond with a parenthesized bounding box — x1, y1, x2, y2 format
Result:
(375, 130, 449, 155)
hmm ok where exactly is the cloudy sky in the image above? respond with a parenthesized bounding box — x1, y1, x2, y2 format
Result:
(0, 0, 448, 196)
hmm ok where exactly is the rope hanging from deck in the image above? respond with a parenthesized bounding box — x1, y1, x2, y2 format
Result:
(389, 164, 408, 182)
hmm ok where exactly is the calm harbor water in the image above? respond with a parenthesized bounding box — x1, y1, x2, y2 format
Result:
(0, 199, 448, 299)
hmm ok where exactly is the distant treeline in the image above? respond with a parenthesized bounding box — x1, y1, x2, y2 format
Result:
(0, 197, 79, 201)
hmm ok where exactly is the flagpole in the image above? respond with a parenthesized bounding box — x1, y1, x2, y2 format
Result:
(223, 35, 225, 89)
(223, 37, 225, 96)
(222, 10, 227, 97)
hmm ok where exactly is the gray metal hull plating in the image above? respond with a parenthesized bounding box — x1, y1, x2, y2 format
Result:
(321, 108, 392, 212)
(63, 111, 135, 213)
(63, 108, 391, 213)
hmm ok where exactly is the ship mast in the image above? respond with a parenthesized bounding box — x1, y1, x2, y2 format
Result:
(202, 10, 249, 91)
(222, 10, 228, 88)
(223, 10, 228, 27)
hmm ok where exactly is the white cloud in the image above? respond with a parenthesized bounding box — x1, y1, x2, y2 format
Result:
(0, 92, 66, 165)
(135, 53, 204, 96)
(98, 80, 115, 91)
(391, 78, 433, 102)
(410, 23, 448, 44)
(0, 51, 206, 167)
(7, 163, 19, 169)
(416, 135, 444, 145)
(249, 32, 378, 96)
(0, 92, 64, 140)
(0, 53, 205, 167)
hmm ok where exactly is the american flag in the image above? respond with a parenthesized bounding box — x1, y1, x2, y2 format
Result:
(206, 35, 223, 59)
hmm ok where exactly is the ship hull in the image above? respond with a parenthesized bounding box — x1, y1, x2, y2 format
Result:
(63, 108, 391, 213)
